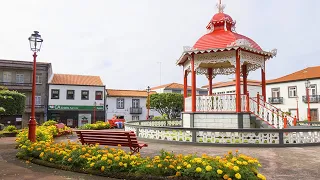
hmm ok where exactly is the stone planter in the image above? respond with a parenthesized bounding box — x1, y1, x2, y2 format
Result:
(3, 132, 17, 137)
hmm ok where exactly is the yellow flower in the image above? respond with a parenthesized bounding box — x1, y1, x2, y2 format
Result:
(124, 163, 127, 168)
(257, 173, 266, 180)
(49, 158, 53, 162)
(243, 161, 248, 165)
(187, 164, 191, 169)
(258, 163, 262, 167)
(114, 156, 120, 161)
(175, 172, 181, 176)
(195, 167, 202, 173)
(235, 173, 241, 179)
(25, 160, 30, 164)
(206, 165, 213, 172)
(107, 159, 113, 164)
(177, 166, 181, 170)
(119, 162, 124, 166)
(183, 162, 188, 167)
(223, 174, 229, 180)
(39, 152, 44, 158)
(169, 165, 174, 169)
(68, 158, 72, 162)
(90, 162, 95, 167)
(158, 164, 163, 168)
(107, 153, 114, 159)
(21, 145, 27, 149)
(217, 169, 223, 174)
(82, 147, 86, 152)
(233, 166, 240, 172)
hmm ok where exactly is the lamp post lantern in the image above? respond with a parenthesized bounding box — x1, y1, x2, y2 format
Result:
(93, 101, 97, 123)
(28, 31, 43, 142)
(146, 86, 151, 120)
(305, 79, 311, 122)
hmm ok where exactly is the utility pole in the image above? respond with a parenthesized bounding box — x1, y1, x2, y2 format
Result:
(157, 62, 162, 85)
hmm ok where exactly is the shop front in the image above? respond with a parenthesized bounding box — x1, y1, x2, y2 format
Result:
(47, 105, 105, 128)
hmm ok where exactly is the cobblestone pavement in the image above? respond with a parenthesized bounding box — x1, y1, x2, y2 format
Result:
(0, 137, 116, 180)
(2, 134, 320, 180)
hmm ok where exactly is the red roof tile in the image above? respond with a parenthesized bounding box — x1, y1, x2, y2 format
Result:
(50, 74, 103, 86)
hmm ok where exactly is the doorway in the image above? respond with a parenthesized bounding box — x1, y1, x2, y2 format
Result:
(310, 109, 318, 121)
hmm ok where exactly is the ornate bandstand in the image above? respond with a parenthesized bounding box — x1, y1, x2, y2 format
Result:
(176, 2, 281, 129)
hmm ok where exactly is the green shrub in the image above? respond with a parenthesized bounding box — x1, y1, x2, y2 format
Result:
(78, 121, 110, 130)
(0, 90, 26, 115)
(4, 125, 17, 132)
(42, 120, 58, 126)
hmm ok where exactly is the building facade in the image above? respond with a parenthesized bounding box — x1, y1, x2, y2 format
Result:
(151, 82, 208, 95)
(266, 66, 320, 121)
(106, 89, 160, 121)
(47, 74, 105, 127)
(0, 59, 52, 128)
(201, 79, 262, 96)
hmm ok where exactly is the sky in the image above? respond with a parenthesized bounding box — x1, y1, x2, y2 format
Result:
(0, 0, 319, 90)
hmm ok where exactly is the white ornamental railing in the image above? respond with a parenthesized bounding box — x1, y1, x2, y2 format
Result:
(184, 97, 192, 112)
(125, 123, 320, 146)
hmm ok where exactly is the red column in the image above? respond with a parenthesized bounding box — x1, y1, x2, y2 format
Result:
(208, 68, 213, 95)
(261, 60, 266, 102)
(183, 70, 188, 98)
(191, 54, 196, 112)
(307, 87, 311, 122)
(235, 50, 241, 112)
(28, 52, 37, 142)
(242, 64, 247, 95)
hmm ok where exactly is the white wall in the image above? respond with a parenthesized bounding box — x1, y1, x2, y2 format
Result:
(48, 84, 105, 106)
(211, 85, 261, 97)
(155, 88, 207, 95)
(266, 79, 320, 121)
(106, 96, 161, 121)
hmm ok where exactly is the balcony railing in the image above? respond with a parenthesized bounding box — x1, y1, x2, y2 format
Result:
(302, 95, 320, 103)
(0, 82, 32, 90)
(130, 107, 142, 114)
(268, 97, 283, 104)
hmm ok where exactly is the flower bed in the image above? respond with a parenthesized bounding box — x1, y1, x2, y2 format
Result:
(17, 140, 266, 179)
(78, 121, 111, 130)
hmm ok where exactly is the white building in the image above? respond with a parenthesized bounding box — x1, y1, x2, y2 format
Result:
(201, 79, 262, 96)
(106, 89, 160, 121)
(151, 82, 208, 95)
(266, 66, 320, 121)
(48, 74, 106, 127)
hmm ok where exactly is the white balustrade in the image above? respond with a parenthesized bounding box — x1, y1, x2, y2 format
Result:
(184, 97, 192, 112)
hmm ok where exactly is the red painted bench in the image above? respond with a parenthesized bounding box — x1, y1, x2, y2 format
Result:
(75, 130, 147, 154)
(55, 123, 72, 136)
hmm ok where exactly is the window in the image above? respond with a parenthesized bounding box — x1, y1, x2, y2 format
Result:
(172, 90, 181, 94)
(271, 88, 280, 97)
(35, 96, 41, 105)
(310, 84, 317, 96)
(36, 74, 42, 84)
(117, 98, 125, 109)
(132, 99, 140, 108)
(66, 90, 75, 100)
(132, 116, 139, 121)
(81, 90, 89, 100)
(3, 72, 12, 82)
(16, 74, 24, 83)
(288, 86, 297, 98)
(51, 89, 60, 99)
(95, 91, 103, 100)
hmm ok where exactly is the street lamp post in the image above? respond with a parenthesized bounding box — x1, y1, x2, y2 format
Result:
(296, 96, 299, 121)
(146, 86, 151, 120)
(93, 101, 96, 123)
(305, 79, 311, 122)
(28, 31, 43, 142)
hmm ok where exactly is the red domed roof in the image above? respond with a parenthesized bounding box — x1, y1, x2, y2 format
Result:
(210, 13, 233, 24)
(194, 8, 262, 51)
(193, 30, 262, 51)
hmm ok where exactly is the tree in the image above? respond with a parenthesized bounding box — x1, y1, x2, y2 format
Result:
(148, 93, 183, 119)
(0, 89, 26, 115)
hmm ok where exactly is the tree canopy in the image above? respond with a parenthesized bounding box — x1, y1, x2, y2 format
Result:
(147, 93, 183, 119)
(0, 89, 26, 115)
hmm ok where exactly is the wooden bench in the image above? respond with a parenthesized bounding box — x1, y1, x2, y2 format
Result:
(55, 123, 72, 136)
(75, 130, 147, 154)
